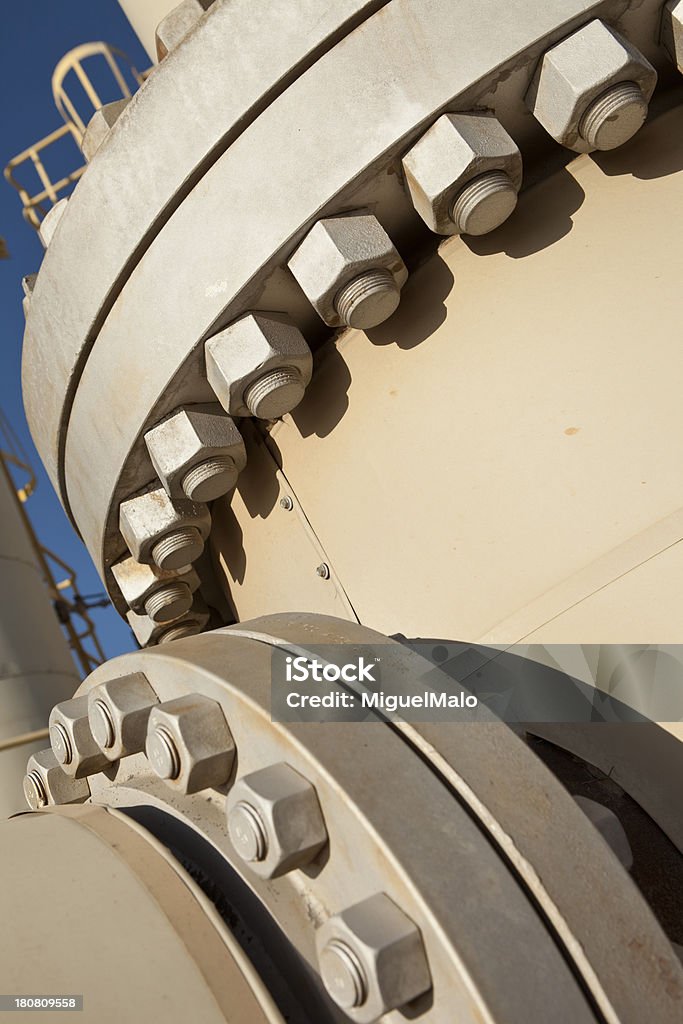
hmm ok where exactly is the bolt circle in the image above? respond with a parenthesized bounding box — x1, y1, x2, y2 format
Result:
(49, 723, 72, 765)
(279, 495, 294, 511)
(23, 771, 47, 810)
(90, 699, 116, 749)
(146, 725, 181, 780)
(320, 939, 368, 1010)
(316, 563, 331, 580)
(228, 800, 269, 863)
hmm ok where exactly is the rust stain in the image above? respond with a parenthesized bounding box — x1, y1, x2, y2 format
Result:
(564, 427, 580, 436)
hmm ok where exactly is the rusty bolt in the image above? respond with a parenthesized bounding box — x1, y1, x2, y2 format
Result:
(112, 557, 199, 623)
(119, 485, 211, 571)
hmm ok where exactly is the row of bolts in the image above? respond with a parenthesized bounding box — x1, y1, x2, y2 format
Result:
(103, 18, 664, 639)
(24, 673, 432, 1021)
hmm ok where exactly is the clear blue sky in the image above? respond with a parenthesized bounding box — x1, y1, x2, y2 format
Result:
(0, 2, 151, 662)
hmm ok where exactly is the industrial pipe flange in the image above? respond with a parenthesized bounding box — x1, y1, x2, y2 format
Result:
(20, 0, 679, 624)
(24, 614, 683, 1024)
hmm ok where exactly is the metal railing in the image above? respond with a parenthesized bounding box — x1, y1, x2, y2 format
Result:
(0, 412, 107, 676)
(4, 41, 147, 231)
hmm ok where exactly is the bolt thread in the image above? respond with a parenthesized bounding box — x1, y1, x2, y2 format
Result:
(144, 581, 191, 623)
(157, 620, 202, 644)
(92, 699, 115, 749)
(181, 456, 236, 502)
(25, 771, 47, 808)
(152, 726, 181, 780)
(151, 527, 201, 570)
(334, 268, 397, 327)
(50, 722, 72, 765)
(323, 939, 368, 1009)
(243, 366, 303, 418)
(231, 801, 269, 862)
(578, 81, 646, 150)
(450, 170, 517, 234)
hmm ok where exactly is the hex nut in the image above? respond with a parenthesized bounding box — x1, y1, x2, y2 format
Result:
(525, 20, 656, 153)
(316, 893, 431, 1023)
(87, 672, 159, 761)
(119, 484, 211, 570)
(156, 0, 215, 60)
(145, 404, 247, 502)
(23, 749, 90, 809)
(145, 694, 235, 793)
(81, 99, 129, 162)
(402, 113, 522, 236)
(48, 696, 110, 779)
(112, 557, 200, 623)
(288, 212, 408, 328)
(126, 599, 210, 647)
(662, 1, 683, 73)
(205, 313, 313, 419)
(38, 198, 68, 249)
(227, 762, 328, 878)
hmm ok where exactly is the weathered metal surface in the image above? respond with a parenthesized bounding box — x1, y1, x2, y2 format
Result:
(229, 614, 683, 1024)
(22, 0, 392, 509)
(76, 621, 601, 1023)
(55, 0, 671, 600)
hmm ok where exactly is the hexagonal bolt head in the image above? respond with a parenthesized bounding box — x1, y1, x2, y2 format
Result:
(226, 762, 328, 878)
(288, 212, 408, 329)
(48, 696, 110, 779)
(87, 672, 159, 761)
(145, 694, 235, 794)
(81, 99, 130, 162)
(112, 556, 200, 623)
(156, 0, 215, 60)
(126, 598, 210, 647)
(23, 749, 90, 809)
(205, 313, 313, 419)
(38, 198, 68, 249)
(402, 113, 522, 236)
(525, 20, 656, 153)
(662, 1, 683, 73)
(119, 484, 211, 571)
(316, 893, 431, 1022)
(145, 404, 247, 503)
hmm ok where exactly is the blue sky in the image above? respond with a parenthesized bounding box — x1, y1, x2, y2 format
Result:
(0, 2, 151, 663)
